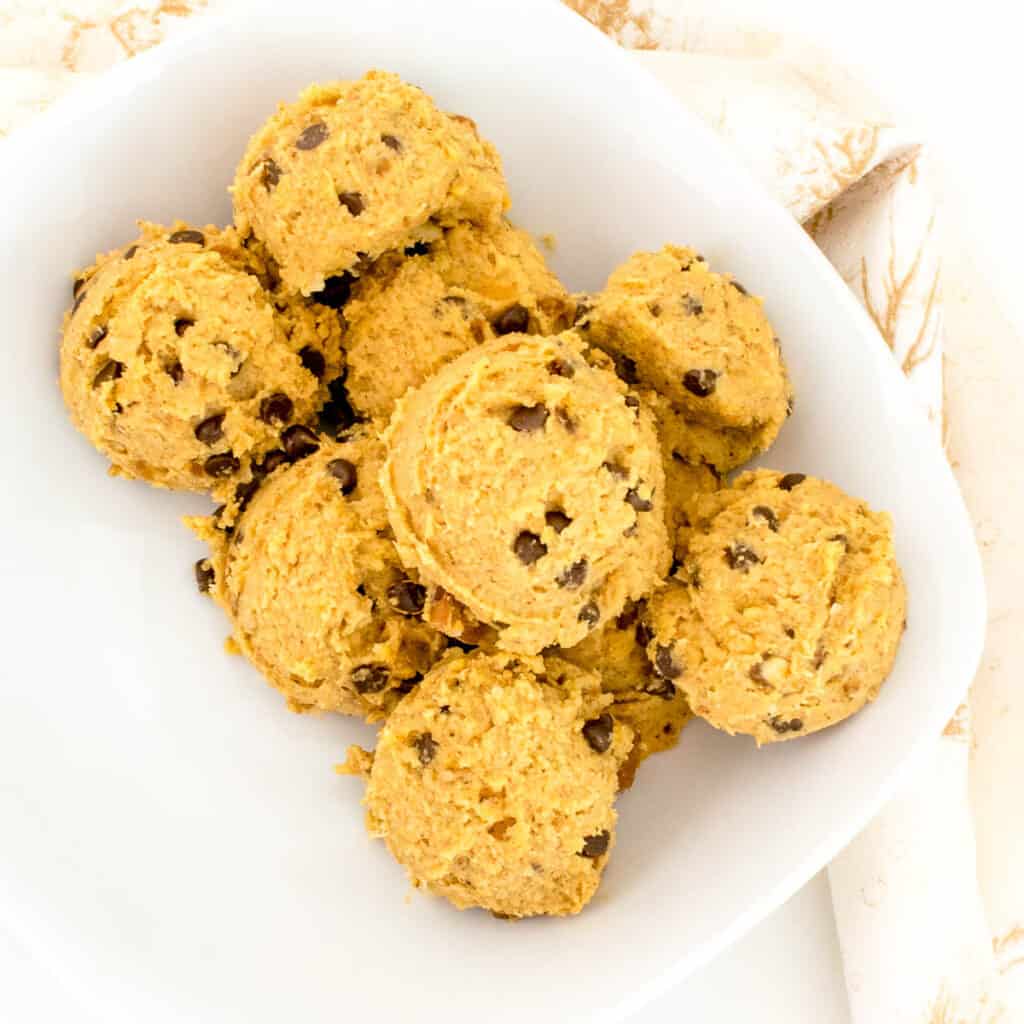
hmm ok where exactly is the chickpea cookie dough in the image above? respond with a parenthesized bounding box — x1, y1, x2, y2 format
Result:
(189, 434, 447, 719)
(61, 221, 336, 497)
(647, 470, 906, 744)
(233, 71, 509, 294)
(342, 651, 633, 918)
(382, 330, 672, 654)
(580, 245, 792, 471)
(343, 220, 574, 421)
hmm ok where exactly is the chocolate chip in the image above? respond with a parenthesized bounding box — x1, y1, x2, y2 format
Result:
(770, 717, 792, 734)
(654, 644, 682, 680)
(167, 361, 184, 383)
(87, 325, 107, 348)
(70, 290, 87, 316)
(194, 558, 215, 594)
(281, 424, 319, 461)
(204, 452, 239, 478)
(683, 295, 703, 315)
(789, 718, 803, 732)
(724, 542, 762, 572)
(602, 461, 628, 480)
(626, 487, 653, 512)
(578, 601, 600, 627)
(752, 505, 779, 531)
(545, 510, 571, 533)
(299, 346, 326, 378)
(260, 158, 281, 190)
(635, 620, 653, 648)
(784, 627, 796, 639)
(778, 473, 806, 491)
(168, 229, 205, 246)
(122, 245, 138, 261)
(683, 368, 718, 397)
(411, 731, 438, 766)
(381, 133, 402, 151)
(259, 392, 293, 425)
(194, 413, 225, 445)
(92, 360, 123, 387)
(295, 122, 328, 150)
(234, 478, 260, 512)
(749, 660, 767, 684)
(556, 560, 588, 590)
(513, 531, 547, 565)
(508, 404, 548, 432)
(731, 279, 748, 295)
(611, 351, 638, 385)
(492, 303, 530, 335)
(174, 317, 194, 336)
(260, 449, 288, 475)
(388, 579, 426, 616)
(326, 457, 358, 494)
(352, 664, 389, 694)
(582, 713, 613, 754)
(624, 395, 640, 410)
(578, 831, 610, 859)
(310, 274, 352, 310)
(648, 302, 662, 317)
(547, 359, 575, 378)
(404, 240, 431, 256)
(338, 191, 365, 216)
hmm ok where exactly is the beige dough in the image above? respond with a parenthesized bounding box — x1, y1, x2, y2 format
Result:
(382, 331, 672, 654)
(189, 433, 447, 720)
(344, 651, 633, 918)
(647, 470, 906, 744)
(232, 72, 509, 294)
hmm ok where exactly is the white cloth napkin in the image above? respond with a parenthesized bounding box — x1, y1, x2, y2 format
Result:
(2, 2, 1020, 1021)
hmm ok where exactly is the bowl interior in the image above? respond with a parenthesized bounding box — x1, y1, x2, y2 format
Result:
(0, 2, 984, 1022)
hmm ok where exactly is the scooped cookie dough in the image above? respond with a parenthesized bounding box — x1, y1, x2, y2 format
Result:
(343, 220, 574, 421)
(189, 434, 447, 719)
(61, 221, 331, 496)
(647, 470, 906, 744)
(344, 651, 633, 918)
(232, 71, 510, 294)
(382, 331, 672, 654)
(581, 246, 792, 471)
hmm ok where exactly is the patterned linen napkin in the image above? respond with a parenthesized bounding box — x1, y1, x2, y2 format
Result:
(2, 2, 1019, 1020)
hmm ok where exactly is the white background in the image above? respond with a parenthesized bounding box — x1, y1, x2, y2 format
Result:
(3, 1, 1020, 1021)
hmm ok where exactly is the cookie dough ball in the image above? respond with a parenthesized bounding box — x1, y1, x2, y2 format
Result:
(190, 434, 447, 719)
(343, 221, 574, 421)
(382, 331, 672, 654)
(647, 470, 906, 744)
(232, 72, 509, 294)
(582, 246, 792, 471)
(349, 651, 633, 917)
(61, 222, 329, 494)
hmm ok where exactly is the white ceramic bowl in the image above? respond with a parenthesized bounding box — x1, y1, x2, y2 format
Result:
(0, 1, 984, 1021)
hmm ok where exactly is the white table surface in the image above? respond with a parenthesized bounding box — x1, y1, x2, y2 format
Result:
(4, 2, 1019, 1021)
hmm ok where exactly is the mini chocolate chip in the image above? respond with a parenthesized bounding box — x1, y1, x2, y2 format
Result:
(778, 473, 806, 491)
(388, 580, 426, 616)
(92, 360, 123, 387)
(644, 679, 677, 700)
(635, 621, 653, 648)
(234, 478, 260, 511)
(829, 533, 849, 549)
(749, 659, 767, 684)
(311, 273, 352, 310)
(626, 487, 653, 512)
(174, 317, 194, 336)
(724, 542, 762, 572)
(168, 229, 205, 246)
(260, 449, 288, 475)
(492, 303, 530, 335)
(87, 325, 107, 348)
(624, 395, 640, 410)
(545, 510, 571, 533)
(295, 122, 328, 150)
(602, 461, 628, 480)
(785, 627, 796, 639)
(194, 413, 225, 445)
(611, 351, 638, 385)
(547, 358, 575, 378)
(648, 302, 662, 317)
(683, 368, 718, 397)
(582, 713, 613, 754)
(789, 718, 804, 732)
(654, 644, 682, 680)
(513, 531, 547, 565)
(411, 731, 438, 766)
(404, 240, 431, 256)
(381, 133, 402, 151)
(352, 664, 389, 694)
(167, 361, 184, 383)
(299, 346, 326, 377)
(259, 392, 293, 425)
(326, 457, 358, 494)
(122, 245, 138, 261)
(556, 559, 588, 590)
(194, 558, 215, 594)
(578, 830, 610, 858)
(731, 279, 748, 295)
(260, 158, 282, 190)
(770, 717, 792, 734)
(508, 404, 548, 432)
(752, 505, 779, 531)
(281, 424, 319, 461)
(578, 601, 600, 627)
(683, 295, 703, 315)
(338, 191, 365, 216)
(439, 704, 451, 714)
(204, 452, 239, 478)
